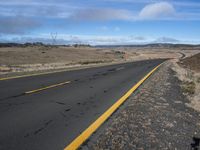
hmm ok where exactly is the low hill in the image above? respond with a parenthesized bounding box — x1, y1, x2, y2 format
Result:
(180, 53, 200, 72)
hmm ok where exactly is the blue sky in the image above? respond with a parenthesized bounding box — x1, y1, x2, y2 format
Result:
(0, 0, 200, 45)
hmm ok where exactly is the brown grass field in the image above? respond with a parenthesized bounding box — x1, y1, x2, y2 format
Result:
(0, 45, 199, 76)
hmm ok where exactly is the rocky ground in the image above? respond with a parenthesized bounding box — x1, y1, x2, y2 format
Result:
(83, 61, 200, 150)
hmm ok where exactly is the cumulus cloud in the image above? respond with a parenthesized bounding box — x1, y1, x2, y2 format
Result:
(68, 2, 178, 21)
(0, 1, 199, 23)
(0, 0, 195, 32)
(0, 0, 197, 38)
(0, 16, 41, 34)
(139, 2, 176, 19)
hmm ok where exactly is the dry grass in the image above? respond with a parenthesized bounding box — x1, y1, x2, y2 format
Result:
(0, 46, 119, 65)
(0, 46, 127, 75)
(0, 45, 199, 76)
(181, 81, 196, 95)
(171, 53, 200, 112)
(78, 60, 111, 65)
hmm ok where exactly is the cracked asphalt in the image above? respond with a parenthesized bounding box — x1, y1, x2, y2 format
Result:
(0, 59, 164, 150)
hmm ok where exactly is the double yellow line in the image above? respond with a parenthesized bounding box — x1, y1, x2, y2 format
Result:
(64, 63, 163, 150)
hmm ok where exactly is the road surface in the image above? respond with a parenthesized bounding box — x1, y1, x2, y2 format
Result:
(0, 59, 164, 150)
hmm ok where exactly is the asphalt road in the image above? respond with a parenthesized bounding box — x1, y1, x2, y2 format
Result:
(0, 59, 164, 150)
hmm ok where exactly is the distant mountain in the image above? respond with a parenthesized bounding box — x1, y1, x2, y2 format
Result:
(94, 43, 200, 48)
(0, 42, 199, 48)
(0, 42, 91, 48)
(0, 42, 45, 47)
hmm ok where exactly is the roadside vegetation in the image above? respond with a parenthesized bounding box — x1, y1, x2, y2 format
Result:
(182, 81, 196, 95)
(1, 43, 199, 79)
(172, 53, 200, 112)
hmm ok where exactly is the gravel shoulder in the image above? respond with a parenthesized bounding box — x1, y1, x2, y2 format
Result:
(83, 61, 200, 150)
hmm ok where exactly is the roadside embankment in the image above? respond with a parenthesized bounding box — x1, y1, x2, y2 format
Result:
(84, 61, 200, 150)
(172, 53, 200, 113)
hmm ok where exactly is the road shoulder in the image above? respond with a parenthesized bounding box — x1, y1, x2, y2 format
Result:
(84, 61, 200, 150)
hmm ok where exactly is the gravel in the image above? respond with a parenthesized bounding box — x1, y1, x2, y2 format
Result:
(83, 61, 200, 150)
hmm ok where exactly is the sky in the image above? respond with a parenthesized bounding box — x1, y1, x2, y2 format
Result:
(0, 0, 200, 45)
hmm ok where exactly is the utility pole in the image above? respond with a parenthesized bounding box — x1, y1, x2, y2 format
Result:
(50, 32, 57, 45)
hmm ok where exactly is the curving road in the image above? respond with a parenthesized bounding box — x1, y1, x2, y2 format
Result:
(0, 59, 164, 150)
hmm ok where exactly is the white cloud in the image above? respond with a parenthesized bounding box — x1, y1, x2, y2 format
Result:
(0, 16, 40, 34)
(69, 2, 178, 21)
(60, 35, 150, 45)
(99, 26, 121, 32)
(154, 37, 180, 43)
(2, 33, 197, 45)
(70, 8, 133, 21)
(139, 2, 176, 20)
(1, 1, 199, 23)
(129, 36, 146, 41)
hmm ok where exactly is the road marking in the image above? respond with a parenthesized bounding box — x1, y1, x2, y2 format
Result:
(64, 62, 163, 150)
(25, 81, 71, 94)
(0, 62, 125, 81)
(0, 61, 132, 81)
(116, 67, 125, 71)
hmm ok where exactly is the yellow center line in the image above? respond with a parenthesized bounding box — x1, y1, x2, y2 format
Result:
(64, 62, 164, 150)
(25, 81, 71, 94)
